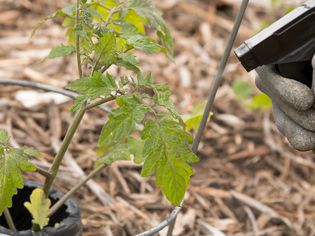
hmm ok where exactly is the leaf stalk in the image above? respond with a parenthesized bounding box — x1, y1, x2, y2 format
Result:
(3, 208, 16, 231)
(48, 165, 105, 216)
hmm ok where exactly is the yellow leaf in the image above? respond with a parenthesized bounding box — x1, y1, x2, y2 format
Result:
(24, 188, 51, 229)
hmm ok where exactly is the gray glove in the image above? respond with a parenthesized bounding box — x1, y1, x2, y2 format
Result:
(255, 56, 315, 151)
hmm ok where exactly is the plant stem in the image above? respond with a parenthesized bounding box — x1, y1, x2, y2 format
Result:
(35, 165, 51, 178)
(0, 79, 112, 113)
(48, 165, 105, 216)
(104, 7, 118, 27)
(75, 0, 83, 78)
(43, 105, 86, 196)
(85, 96, 116, 110)
(4, 208, 16, 231)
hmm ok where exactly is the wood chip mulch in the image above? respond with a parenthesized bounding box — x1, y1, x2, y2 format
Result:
(1, 0, 315, 235)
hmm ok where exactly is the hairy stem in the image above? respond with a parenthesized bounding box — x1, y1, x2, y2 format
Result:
(43, 105, 86, 195)
(4, 208, 16, 231)
(85, 96, 116, 110)
(48, 165, 105, 216)
(104, 7, 118, 27)
(76, 0, 83, 78)
(35, 165, 51, 178)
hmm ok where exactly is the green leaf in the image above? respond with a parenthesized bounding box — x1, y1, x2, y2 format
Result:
(70, 96, 88, 112)
(123, 8, 146, 33)
(22, 147, 41, 158)
(232, 79, 253, 101)
(128, 0, 174, 58)
(120, 24, 161, 53)
(95, 143, 130, 168)
(153, 85, 181, 120)
(141, 118, 199, 205)
(94, 32, 116, 69)
(98, 95, 152, 149)
(128, 137, 145, 164)
(66, 72, 117, 100)
(115, 52, 140, 73)
(133, 37, 161, 53)
(247, 93, 272, 111)
(47, 44, 76, 59)
(0, 148, 36, 215)
(0, 129, 9, 145)
(24, 188, 51, 230)
(61, 4, 76, 17)
(182, 102, 212, 132)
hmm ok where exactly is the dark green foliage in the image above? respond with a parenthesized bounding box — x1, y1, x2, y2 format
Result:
(33, 0, 198, 206)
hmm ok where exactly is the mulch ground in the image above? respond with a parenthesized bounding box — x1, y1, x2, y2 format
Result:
(1, 0, 315, 235)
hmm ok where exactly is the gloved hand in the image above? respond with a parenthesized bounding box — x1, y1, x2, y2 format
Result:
(255, 56, 315, 151)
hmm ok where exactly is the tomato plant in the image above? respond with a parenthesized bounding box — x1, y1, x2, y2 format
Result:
(0, 0, 199, 231)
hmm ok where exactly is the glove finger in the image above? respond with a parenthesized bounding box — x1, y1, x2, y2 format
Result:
(256, 65, 314, 111)
(273, 105, 315, 151)
(256, 76, 315, 132)
(312, 54, 315, 94)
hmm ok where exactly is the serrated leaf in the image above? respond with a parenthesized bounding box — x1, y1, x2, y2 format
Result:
(98, 95, 152, 149)
(94, 32, 116, 70)
(128, 0, 174, 58)
(153, 86, 181, 120)
(47, 45, 76, 59)
(141, 118, 199, 205)
(0, 148, 36, 215)
(115, 52, 140, 73)
(24, 188, 51, 229)
(120, 24, 161, 53)
(0, 129, 9, 145)
(22, 147, 41, 158)
(66, 72, 117, 100)
(137, 73, 153, 87)
(95, 143, 130, 168)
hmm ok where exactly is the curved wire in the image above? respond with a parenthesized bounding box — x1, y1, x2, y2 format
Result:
(0, 79, 112, 113)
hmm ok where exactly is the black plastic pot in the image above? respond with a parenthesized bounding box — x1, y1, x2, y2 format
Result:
(0, 181, 82, 236)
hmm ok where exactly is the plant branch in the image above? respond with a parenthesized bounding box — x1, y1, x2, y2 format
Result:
(76, 0, 83, 78)
(4, 208, 16, 231)
(85, 96, 116, 110)
(43, 105, 86, 195)
(34, 165, 51, 178)
(48, 165, 105, 216)
(0, 79, 112, 113)
(104, 7, 118, 27)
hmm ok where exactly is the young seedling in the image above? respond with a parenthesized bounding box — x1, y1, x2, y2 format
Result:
(0, 0, 199, 232)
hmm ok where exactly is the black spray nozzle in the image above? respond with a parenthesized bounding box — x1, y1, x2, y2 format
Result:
(234, 0, 315, 78)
